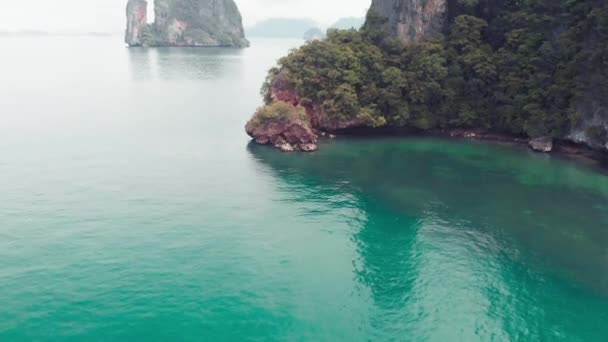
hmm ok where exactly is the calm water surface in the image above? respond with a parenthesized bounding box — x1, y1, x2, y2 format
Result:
(1, 36, 607, 341)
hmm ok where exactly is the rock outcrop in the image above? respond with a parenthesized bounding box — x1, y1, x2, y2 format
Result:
(245, 97, 318, 153)
(270, 71, 365, 133)
(569, 97, 608, 152)
(529, 137, 554, 153)
(125, 0, 249, 47)
(246, 69, 370, 152)
(246, 119, 318, 153)
(125, 0, 149, 46)
(368, 0, 448, 45)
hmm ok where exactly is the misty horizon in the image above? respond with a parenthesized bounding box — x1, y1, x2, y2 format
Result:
(0, 0, 370, 33)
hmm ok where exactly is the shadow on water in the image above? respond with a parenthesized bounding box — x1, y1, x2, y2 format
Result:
(127, 47, 244, 81)
(246, 137, 608, 339)
(127, 48, 154, 81)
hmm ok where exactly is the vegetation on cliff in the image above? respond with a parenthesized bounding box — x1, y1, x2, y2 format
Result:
(254, 0, 608, 147)
(246, 101, 309, 129)
(245, 101, 318, 152)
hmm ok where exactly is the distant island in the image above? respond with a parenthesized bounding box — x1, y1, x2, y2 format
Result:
(245, 17, 366, 40)
(246, 18, 319, 39)
(246, 0, 608, 156)
(0, 30, 50, 37)
(125, 0, 249, 47)
(303, 28, 325, 41)
(330, 17, 365, 30)
(0, 30, 117, 37)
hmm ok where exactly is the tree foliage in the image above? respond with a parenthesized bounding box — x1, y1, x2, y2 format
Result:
(247, 101, 309, 128)
(262, 0, 608, 137)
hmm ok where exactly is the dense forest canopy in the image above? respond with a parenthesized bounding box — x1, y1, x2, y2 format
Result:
(259, 0, 608, 147)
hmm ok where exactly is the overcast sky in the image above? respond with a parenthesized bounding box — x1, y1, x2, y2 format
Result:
(0, 0, 371, 32)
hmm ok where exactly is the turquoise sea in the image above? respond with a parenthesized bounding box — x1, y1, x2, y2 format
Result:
(1, 36, 607, 341)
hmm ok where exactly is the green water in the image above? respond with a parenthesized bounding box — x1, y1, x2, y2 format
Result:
(1, 36, 607, 341)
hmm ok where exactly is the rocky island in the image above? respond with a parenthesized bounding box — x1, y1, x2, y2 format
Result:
(246, 0, 608, 156)
(125, 0, 249, 47)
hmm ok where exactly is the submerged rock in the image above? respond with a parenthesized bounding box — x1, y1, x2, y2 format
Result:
(300, 143, 318, 152)
(125, 0, 249, 47)
(279, 144, 294, 152)
(529, 137, 554, 153)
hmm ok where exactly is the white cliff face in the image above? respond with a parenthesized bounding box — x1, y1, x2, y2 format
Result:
(569, 99, 608, 151)
(125, 0, 249, 47)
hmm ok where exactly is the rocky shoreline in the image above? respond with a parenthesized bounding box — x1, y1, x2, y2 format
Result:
(331, 127, 608, 169)
(248, 115, 608, 169)
(427, 128, 608, 166)
(245, 70, 607, 168)
(245, 0, 608, 163)
(441, 129, 608, 168)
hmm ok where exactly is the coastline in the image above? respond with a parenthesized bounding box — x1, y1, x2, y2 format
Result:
(317, 127, 608, 171)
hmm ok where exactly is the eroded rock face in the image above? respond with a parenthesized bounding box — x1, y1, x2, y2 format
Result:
(125, 0, 148, 46)
(245, 114, 318, 153)
(269, 71, 364, 133)
(153, 0, 248, 47)
(569, 99, 608, 151)
(369, 0, 448, 45)
(246, 69, 368, 152)
(125, 0, 249, 47)
(245, 96, 318, 152)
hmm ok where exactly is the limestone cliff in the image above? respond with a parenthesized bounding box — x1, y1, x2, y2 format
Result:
(125, 0, 148, 46)
(365, 0, 607, 151)
(248, 0, 607, 155)
(368, 0, 448, 45)
(125, 0, 249, 47)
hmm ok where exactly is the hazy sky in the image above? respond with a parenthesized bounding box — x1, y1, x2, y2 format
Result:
(0, 0, 371, 32)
